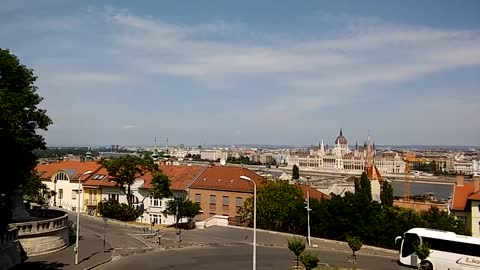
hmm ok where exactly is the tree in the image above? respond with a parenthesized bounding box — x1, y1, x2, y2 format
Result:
(288, 237, 305, 268)
(413, 241, 431, 270)
(347, 235, 363, 269)
(356, 172, 372, 202)
(99, 156, 158, 205)
(245, 181, 304, 232)
(150, 172, 173, 200)
(0, 49, 52, 228)
(380, 180, 394, 207)
(292, 165, 300, 180)
(163, 197, 201, 222)
(300, 253, 319, 270)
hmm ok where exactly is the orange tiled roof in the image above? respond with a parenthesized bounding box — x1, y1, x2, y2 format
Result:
(467, 191, 480, 201)
(189, 166, 263, 193)
(140, 165, 205, 191)
(297, 184, 330, 200)
(83, 167, 117, 187)
(366, 164, 383, 182)
(452, 182, 476, 211)
(35, 160, 102, 181)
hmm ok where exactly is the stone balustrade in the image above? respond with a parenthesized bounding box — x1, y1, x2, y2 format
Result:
(11, 209, 70, 256)
(0, 227, 21, 270)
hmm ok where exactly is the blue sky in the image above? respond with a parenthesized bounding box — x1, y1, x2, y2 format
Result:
(2, 0, 479, 146)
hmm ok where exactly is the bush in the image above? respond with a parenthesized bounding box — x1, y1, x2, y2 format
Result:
(97, 200, 142, 221)
(300, 253, 319, 270)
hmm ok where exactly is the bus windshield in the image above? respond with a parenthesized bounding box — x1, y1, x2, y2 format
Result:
(401, 233, 420, 258)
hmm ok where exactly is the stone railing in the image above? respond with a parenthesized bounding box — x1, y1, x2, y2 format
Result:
(0, 227, 18, 247)
(0, 227, 22, 270)
(10, 209, 69, 256)
(12, 209, 68, 236)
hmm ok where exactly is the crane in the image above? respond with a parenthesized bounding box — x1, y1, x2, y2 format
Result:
(403, 152, 429, 201)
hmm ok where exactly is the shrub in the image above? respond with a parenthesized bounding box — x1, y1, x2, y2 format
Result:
(97, 199, 142, 221)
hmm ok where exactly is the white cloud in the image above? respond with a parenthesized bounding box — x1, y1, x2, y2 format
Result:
(122, 125, 136, 129)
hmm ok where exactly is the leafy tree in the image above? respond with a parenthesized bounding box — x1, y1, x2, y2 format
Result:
(288, 237, 305, 268)
(163, 197, 201, 222)
(300, 253, 319, 270)
(150, 172, 173, 199)
(356, 172, 372, 202)
(420, 207, 469, 235)
(413, 241, 431, 270)
(0, 49, 52, 229)
(98, 199, 142, 221)
(380, 180, 394, 207)
(246, 181, 304, 232)
(347, 235, 363, 269)
(292, 165, 300, 180)
(99, 156, 158, 205)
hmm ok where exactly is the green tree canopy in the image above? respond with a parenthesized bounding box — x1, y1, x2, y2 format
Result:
(150, 172, 173, 199)
(0, 49, 52, 227)
(380, 180, 394, 207)
(292, 164, 300, 180)
(288, 237, 305, 268)
(99, 155, 159, 205)
(163, 197, 201, 222)
(246, 180, 305, 232)
(300, 253, 319, 270)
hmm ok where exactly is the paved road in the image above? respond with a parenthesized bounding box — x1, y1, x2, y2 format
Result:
(99, 244, 407, 270)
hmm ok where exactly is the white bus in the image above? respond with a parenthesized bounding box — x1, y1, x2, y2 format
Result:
(395, 228, 480, 270)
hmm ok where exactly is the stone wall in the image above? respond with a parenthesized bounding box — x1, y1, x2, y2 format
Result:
(394, 200, 448, 212)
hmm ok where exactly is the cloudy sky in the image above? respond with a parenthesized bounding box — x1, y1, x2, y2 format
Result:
(2, 0, 479, 146)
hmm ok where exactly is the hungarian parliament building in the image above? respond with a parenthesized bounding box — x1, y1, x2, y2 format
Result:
(287, 129, 406, 175)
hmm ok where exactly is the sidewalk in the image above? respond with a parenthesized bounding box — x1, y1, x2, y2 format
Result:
(13, 230, 113, 270)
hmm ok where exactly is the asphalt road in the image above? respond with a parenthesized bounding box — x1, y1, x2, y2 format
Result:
(98, 244, 406, 270)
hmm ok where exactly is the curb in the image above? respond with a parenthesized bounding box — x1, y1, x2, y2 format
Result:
(226, 225, 398, 256)
(82, 250, 114, 270)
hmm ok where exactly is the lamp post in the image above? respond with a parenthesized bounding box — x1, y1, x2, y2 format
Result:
(75, 170, 93, 265)
(240, 175, 256, 270)
(306, 176, 311, 246)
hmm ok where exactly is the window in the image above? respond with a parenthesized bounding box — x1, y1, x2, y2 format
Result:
(236, 197, 243, 212)
(92, 174, 105, 180)
(72, 190, 78, 200)
(58, 189, 63, 200)
(150, 214, 160, 225)
(422, 237, 480, 257)
(210, 195, 216, 211)
(401, 233, 420, 258)
(108, 194, 119, 201)
(54, 172, 69, 181)
(222, 196, 229, 211)
(150, 197, 161, 207)
(195, 193, 201, 203)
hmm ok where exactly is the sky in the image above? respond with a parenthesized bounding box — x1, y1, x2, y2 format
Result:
(1, 0, 480, 147)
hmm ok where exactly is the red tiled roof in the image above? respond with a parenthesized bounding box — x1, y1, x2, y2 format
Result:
(297, 184, 330, 200)
(83, 167, 117, 187)
(35, 161, 102, 182)
(189, 165, 263, 193)
(140, 165, 205, 191)
(467, 191, 480, 201)
(452, 182, 475, 211)
(366, 164, 383, 182)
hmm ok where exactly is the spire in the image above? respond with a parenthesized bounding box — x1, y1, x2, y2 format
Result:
(355, 141, 358, 150)
(340, 128, 343, 136)
(320, 139, 324, 151)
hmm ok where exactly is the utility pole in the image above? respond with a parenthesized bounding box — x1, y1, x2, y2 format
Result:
(175, 198, 181, 242)
(306, 176, 311, 246)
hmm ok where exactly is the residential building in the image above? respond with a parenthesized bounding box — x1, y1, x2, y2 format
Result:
(36, 160, 102, 211)
(200, 150, 227, 161)
(187, 165, 263, 221)
(451, 176, 480, 237)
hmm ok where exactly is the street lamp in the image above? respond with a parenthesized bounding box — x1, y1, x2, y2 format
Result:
(240, 175, 256, 270)
(306, 176, 311, 246)
(75, 170, 93, 265)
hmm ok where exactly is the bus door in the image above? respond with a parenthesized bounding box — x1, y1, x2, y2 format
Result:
(400, 233, 421, 267)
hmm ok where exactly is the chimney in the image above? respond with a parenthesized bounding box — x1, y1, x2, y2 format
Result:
(456, 175, 464, 186)
(474, 178, 480, 193)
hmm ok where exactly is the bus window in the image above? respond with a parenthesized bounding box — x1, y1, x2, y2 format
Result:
(402, 233, 420, 258)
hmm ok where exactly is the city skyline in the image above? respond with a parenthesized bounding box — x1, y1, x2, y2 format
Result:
(2, 0, 480, 146)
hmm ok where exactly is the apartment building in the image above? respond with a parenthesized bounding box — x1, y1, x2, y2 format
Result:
(451, 176, 480, 237)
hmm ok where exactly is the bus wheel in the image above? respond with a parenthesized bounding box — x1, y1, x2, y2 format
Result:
(421, 261, 433, 270)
